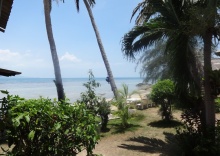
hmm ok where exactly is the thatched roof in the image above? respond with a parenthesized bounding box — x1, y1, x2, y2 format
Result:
(0, 0, 14, 32)
(0, 68, 21, 77)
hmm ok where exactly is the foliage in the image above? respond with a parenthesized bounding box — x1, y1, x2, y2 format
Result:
(210, 69, 220, 96)
(136, 40, 170, 83)
(97, 98, 111, 131)
(215, 98, 220, 113)
(3, 94, 99, 156)
(112, 84, 135, 128)
(175, 110, 220, 156)
(150, 79, 175, 121)
(78, 70, 101, 112)
(78, 70, 111, 132)
(122, 0, 210, 119)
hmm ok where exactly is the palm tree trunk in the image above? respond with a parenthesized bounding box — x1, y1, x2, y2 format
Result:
(43, 0, 65, 101)
(83, 0, 118, 98)
(203, 30, 215, 129)
(202, 0, 217, 130)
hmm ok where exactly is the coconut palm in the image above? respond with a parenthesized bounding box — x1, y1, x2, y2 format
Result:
(122, 0, 203, 100)
(75, 0, 118, 98)
(43, 0, 65, 101)
(122, 0, 220, 129)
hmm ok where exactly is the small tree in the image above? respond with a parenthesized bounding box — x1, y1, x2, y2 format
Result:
(78, 70, 101, 112)
(150, 79, 175, 122)
(78, 70, 111, 131)
(112, 84, 134, 128)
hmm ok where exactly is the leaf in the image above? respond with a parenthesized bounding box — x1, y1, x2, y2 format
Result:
(28, 130, 35, 141)
(54, 122, 61, 130)
(0, 90, 9, 94)
(64, 129, 69, 134)
(25, 115, 30, 123)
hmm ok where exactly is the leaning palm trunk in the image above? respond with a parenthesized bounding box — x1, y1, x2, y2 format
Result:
(43, 0, 65, 101)
(83, 0, 118, 99)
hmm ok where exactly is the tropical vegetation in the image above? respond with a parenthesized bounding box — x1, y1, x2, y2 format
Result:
(122, 0, 220, 134)
(150, 79, 175, 122)
(1, 92, 99, 155)
(77, 70, 111, 131)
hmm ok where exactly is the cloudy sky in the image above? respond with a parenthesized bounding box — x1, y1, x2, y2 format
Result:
(0, 0, 142, 78)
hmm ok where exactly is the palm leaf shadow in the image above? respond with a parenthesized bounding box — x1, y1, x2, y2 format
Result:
(118, 132, 180, 156)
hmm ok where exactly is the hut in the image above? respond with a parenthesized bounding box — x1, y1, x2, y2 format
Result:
(0, 68, 21, 77)
(0, 0, 14, 32)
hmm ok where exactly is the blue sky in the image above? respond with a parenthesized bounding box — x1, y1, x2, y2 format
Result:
(0, 0, 142, 78)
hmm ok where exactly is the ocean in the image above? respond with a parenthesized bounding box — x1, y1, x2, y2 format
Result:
(0, 77, 144, 102)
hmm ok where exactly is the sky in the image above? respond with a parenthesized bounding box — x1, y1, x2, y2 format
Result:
(0, 0, 143, 78)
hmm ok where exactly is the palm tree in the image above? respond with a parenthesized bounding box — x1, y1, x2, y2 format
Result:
(43, 0, 65, 101)
(122, 0, 220, 129)
(122, 0, 202, 99)
(201, 0, 218, 129)
(75, 0, 118, 98)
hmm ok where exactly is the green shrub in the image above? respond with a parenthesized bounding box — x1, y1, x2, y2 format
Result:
(3, 95, 99, 155)
(97, 98, 111, 131)
(78, 70, 111, 132)
(175, 110, 220, 156)
(150, 79, 174, 122)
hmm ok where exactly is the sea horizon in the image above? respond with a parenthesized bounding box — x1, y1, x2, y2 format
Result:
(0, 77, 144, 102)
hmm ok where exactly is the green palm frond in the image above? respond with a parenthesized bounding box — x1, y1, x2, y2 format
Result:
(137, 41, 170, 82)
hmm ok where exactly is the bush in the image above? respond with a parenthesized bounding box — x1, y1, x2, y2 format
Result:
(3, 95, 99, 155)
(112, 84, 132, 128)
(97, 98, 111, 131)
(175, 110, 220, 156)
(150, 79, 175, 121)
(78, 70, 111, 132)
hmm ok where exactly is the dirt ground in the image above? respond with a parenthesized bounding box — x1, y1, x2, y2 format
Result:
(77, 108, 220, 156)
(77, 108, 182, 156)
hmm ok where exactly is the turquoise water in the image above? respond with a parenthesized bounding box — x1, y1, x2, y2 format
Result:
(0, 77, 143, 102)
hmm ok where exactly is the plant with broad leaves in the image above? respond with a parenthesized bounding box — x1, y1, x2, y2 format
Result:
(3, 93, 99, 155)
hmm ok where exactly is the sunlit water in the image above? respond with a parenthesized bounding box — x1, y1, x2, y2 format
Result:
(0, 77, 144, 102)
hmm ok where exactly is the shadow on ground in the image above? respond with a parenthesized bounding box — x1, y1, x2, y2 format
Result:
(148, 120, 183, 128)
(110, 124, 142, 134)
(118, 132, 181, 156)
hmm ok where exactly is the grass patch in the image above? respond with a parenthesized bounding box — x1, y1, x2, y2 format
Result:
(101, 112, 145, 135)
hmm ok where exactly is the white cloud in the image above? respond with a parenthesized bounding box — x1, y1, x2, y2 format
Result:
(0, 49, 51, 72)
(0, 49, 20, 61)
(60, 52, 81, 62)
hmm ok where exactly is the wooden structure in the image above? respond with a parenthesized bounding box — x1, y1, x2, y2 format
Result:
(0, 68, 21, 77)
(0, 0, 14, 32)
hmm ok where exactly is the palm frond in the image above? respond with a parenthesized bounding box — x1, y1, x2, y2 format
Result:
(75, 0, 80, 11)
